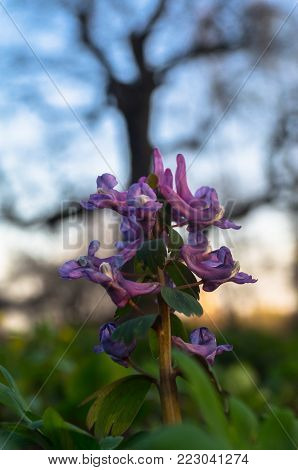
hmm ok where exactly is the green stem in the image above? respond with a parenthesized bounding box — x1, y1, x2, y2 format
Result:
(157, 267, 182, 424)
(176, 281, 203, 290)
(128, 299, 146, 316)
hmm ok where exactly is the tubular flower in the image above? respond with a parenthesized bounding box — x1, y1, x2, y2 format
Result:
(94, 322, 136, 367)
(181, 244, 257, 292)
(155, 151, 240, 230)
(59, 240, 160, 307)
(115, 215, 143, 251)
(172, 327, 232, 365)
(81, 173, 127, 212)
(153, 148, 174, 188)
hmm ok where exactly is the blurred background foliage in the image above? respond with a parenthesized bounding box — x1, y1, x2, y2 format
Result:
(0, 0, 297, 449)
(1, 323, 298, 425)
(0, 323, 298, 449)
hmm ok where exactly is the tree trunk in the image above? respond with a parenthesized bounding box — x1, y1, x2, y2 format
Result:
(110, 74, 154, 184)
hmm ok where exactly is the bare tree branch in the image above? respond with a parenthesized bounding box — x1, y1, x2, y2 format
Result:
(157, 40, 244, 77)
(141, 0, 167, 38)
(77, 0, 113, 77)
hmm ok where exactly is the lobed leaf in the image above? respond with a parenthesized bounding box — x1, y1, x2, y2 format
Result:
(42, 408, 99, 450)
(112, 315, 157, 344)
(161, 286, 203, 317)
(167, 226, 184, 251)
(137, 239, 167, 272)
(87, 375, 152, 438)
(165, 261, 200, 298)
(170, 313, 188, 342)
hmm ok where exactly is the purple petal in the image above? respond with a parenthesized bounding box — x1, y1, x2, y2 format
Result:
(138, 176, 147, 183)
(94, 344, 104, 353)
(160, 184, 193, 219)
(182, 245, 237, 281)
(81, 193, 122, 211)
(214, 218, 241, 230)
(95, 322, 136, 367)
(203, 271, 257, 292)
(153, 148, 164, 183)
(164, 168, 173, 188)
(173, 327, 233, 365)
(117, 273, 160, 297)
(97, 173, 118, 190)
(202, 280, 222, 292)
(187, 226, 209, 251)
(127, 182, 157, 205)
(175, 154, 193, 203)
(58, 260, 84, 279)
(216, 344, 233, 355)
(99, 322, 116, 342)
(230, 272, 258, 285)
(80, 199, 96, 210)
(88, 240, 100, 257)
(172, 336, 216, 360)
(190, 327, 216, 346)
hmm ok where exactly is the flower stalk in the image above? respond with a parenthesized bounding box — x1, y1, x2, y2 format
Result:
(157, 267, 181, 424)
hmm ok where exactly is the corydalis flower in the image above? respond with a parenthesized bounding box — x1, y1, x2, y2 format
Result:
(153, 148, 174, 188)
(81, 173, 127, 212)
(154, 150, 240, 230)
(172, 327, 232, 365)
(59, 240, 160, 307)
(115, 215, 143, 251)
(81, 174, 162, 234)
(94, 322, 136, 367)
(126, 182, 162, 232)
(181, 244, 257, 292)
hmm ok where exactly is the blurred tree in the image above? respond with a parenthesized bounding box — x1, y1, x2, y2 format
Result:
(1, 0, 297, 227)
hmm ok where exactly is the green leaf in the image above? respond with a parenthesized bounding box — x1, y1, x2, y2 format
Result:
(0, 383, 28, 421)
(257, 407, 297, 450)
(88, 375, 152, 438)
(99, 436, 123, 450)
(228, 397, 258, 449)
(170, 313, 188, 342)
(127, 423, 227, 450)
(165, 261, 200, 298)
(0, 365, 28, 412)
(0, 423, 48, 450)
(137, 239, 167, 272)
(174, 351, 230, 446)
(146, 173, 158, 189)
(112, 315, 157, 344)
(161, 287, 203, 317)
(114, 303, 133, 319)
(42, 408, 99, 450)
(167, 226, 184, 250)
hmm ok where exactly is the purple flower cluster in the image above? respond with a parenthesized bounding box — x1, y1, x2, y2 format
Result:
(59, 148, 256, 366)
(153, 149, 257, 292)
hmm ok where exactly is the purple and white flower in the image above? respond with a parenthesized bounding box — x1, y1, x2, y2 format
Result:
(172, 327, 232, 365)
(59, 240, 160, 307)
(181, 244, 257, 292)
